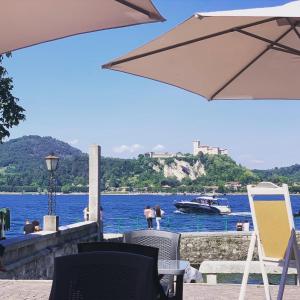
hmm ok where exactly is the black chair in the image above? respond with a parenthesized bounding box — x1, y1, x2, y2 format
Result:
(49, 251, 156, 300)
(78, 241, 158, 260)
(123, 230, 181, 295)
(77, 242, 168, 300)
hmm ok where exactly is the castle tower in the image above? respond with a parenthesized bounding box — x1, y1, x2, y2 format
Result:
(192, 140, 201, 156)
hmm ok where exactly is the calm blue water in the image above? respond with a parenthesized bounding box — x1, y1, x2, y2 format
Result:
(1, 194, 300, 238)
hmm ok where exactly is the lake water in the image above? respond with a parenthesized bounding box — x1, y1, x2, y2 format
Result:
(1, 194, 300, 238)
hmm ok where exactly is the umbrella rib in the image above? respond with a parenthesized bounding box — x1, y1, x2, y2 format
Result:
(209, 26, 294, 100)
(286, 18, 300, 40)
(236, 29, 300, 56)
(271, 46, 300, 56)
(115, 0, 160, 19)
(103, 17, 280, 68)
(292, 27, 300, 40)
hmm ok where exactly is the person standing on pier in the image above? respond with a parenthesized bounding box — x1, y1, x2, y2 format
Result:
(99, 206, 104, 241)
(155, 205, 164, 230)
(83, 207, 89, 221)
(0, 244, 5, 272)
(144, 206, 153, 229)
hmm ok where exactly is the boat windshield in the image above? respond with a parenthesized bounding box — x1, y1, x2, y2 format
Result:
(193, 197, 219, 205)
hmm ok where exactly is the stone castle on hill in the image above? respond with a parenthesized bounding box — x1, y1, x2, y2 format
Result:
(145, 140, 228, 159)
(193, 140, 228, 156)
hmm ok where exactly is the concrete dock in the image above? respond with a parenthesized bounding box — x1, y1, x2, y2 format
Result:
(1, 280, 299, 299)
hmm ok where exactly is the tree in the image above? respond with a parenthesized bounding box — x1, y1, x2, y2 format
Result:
(217, 184, 226, 194)
(0, 54, 25, 141)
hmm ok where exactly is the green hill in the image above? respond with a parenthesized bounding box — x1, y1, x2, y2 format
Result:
(0, 135, 88, 192)
(253, 165, 300, 192)
(253, 164, 300, 182)
(0, 135, 261, 193)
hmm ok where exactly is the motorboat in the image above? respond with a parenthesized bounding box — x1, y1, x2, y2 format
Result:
(174, 194, 231, 215)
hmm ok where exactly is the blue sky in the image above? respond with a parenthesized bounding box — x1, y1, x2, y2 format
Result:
(3, 0, 298, 169)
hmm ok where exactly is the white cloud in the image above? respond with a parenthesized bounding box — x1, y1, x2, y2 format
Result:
(237, 154, 252, 160)
(152, 144, 165, 151)
(113, 144, 143, 154)
(113, 145, 129, 153)
(131, 144, 143, 152)
(68, 139, 79, 145)
(251, 159, 265, 164)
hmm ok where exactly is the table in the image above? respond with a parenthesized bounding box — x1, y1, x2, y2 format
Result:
(158, 260, 189, 300)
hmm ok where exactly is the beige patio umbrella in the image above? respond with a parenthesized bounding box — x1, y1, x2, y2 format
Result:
(103, 1, 300, 100)
(0, 0, 164, 55)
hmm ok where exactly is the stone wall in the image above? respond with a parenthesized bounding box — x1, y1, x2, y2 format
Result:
(105, 231, 300, 268)
(0, 221, 98, 279)
(180, 232, 255, 267)
(103, 232, 255, 266)
(2, 229, 299, 279)
(180, 231, 300, 267)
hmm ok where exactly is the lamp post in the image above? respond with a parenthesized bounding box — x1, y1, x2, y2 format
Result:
(45, 154, 59, 215)
(44, 153, 59, 231)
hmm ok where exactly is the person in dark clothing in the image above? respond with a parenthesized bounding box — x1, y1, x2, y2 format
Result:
(99, 206, 104, 241)
(155, 205, 164, 230)
(0, 244, 5, 272)
(236, 220, 243, 231)
(23, 219, 34, 234)
(32, 220, 41, 232)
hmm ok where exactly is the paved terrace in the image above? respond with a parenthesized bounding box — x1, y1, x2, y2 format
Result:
(0, 280, 299, 299)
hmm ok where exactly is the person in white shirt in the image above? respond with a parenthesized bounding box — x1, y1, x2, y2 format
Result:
(83, 207, 89, 221)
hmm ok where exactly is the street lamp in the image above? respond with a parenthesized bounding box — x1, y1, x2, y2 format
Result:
(44, 153, 59, 231)
(45, 153, 59, 215)
(45, 154, 59, 173)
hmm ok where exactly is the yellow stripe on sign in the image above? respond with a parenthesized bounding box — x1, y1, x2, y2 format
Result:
(254, 201, 291, 260)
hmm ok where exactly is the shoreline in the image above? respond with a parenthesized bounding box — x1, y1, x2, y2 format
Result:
(0, 191, 245, 196)
(1, 191, 299, 196)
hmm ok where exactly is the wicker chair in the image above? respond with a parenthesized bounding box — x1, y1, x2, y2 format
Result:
(123, 230, 181, 295)
(77, 242, 168, 300)
(49, 251, 156, 300)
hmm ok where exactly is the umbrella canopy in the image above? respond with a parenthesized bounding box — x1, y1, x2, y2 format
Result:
(103, 1, 300, 100)
(0, 0, 164, 55)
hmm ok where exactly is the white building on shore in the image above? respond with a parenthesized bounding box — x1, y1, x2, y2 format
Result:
(193, 140, 228, 156)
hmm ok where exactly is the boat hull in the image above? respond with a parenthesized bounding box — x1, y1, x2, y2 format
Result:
(174, 202, 223, 214)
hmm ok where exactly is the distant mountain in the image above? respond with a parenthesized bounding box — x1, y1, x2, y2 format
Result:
(0, 135, 82, 165)
(0, 135, 88, 192)
(3, 135, 298, 193)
